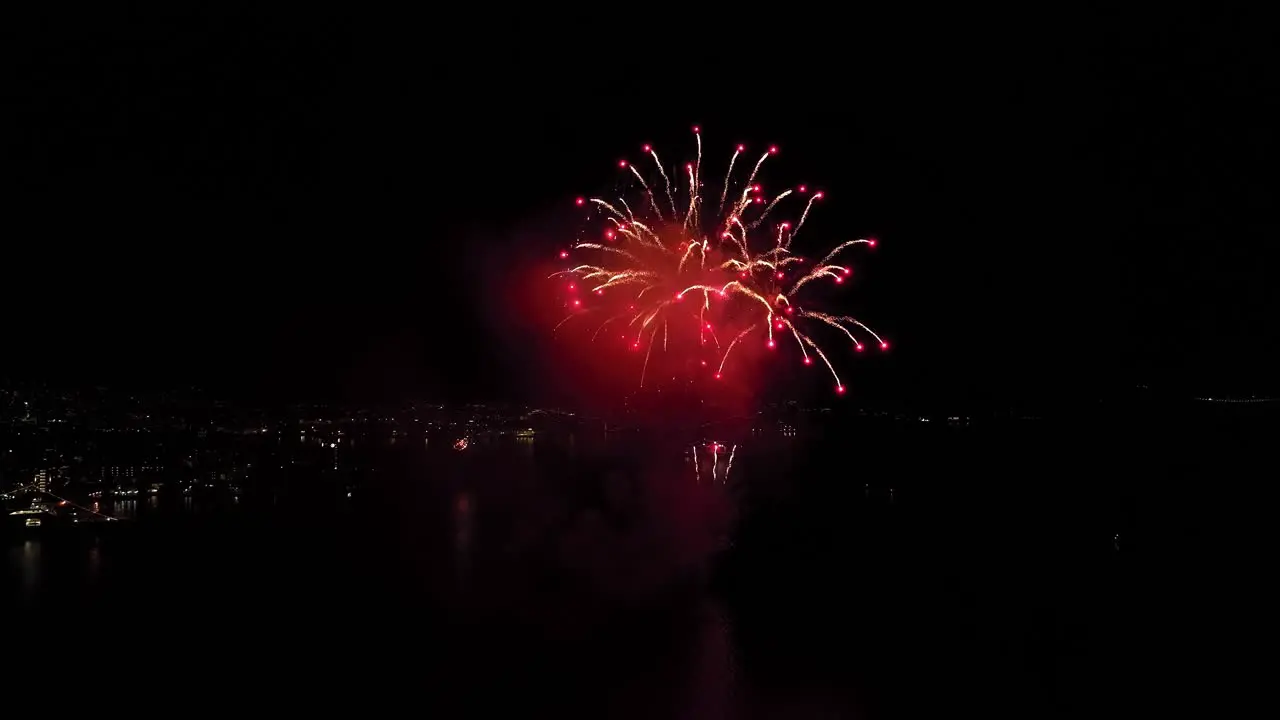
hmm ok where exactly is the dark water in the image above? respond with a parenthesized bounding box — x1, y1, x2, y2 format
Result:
(4, 406, 1275, 718)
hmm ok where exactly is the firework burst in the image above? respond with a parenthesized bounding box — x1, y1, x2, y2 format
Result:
(553, 127, 887, 395)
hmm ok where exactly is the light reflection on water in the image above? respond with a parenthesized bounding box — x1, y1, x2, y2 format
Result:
(87, 544, 102, 583)
(16, 540, 40, 603)
(454, 491, 473, 588)
(4, 435, 783, 624)
(683, 601, 739, 720)
(4, 410, 1255, 716)
(514, 436, 534, 455)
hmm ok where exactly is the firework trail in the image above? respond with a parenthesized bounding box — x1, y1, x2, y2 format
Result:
(692, 442, 739, 484)
(554, 126, 888, 395)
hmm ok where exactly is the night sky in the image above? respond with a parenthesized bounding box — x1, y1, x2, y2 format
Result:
(6, 11, 1277, 407)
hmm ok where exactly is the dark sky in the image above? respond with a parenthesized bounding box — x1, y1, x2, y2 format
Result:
(5, 10, 1277, 407)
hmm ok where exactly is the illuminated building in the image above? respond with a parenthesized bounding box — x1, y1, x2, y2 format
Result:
(104, 466, 138, 483)
(34, 469, 48, 493)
